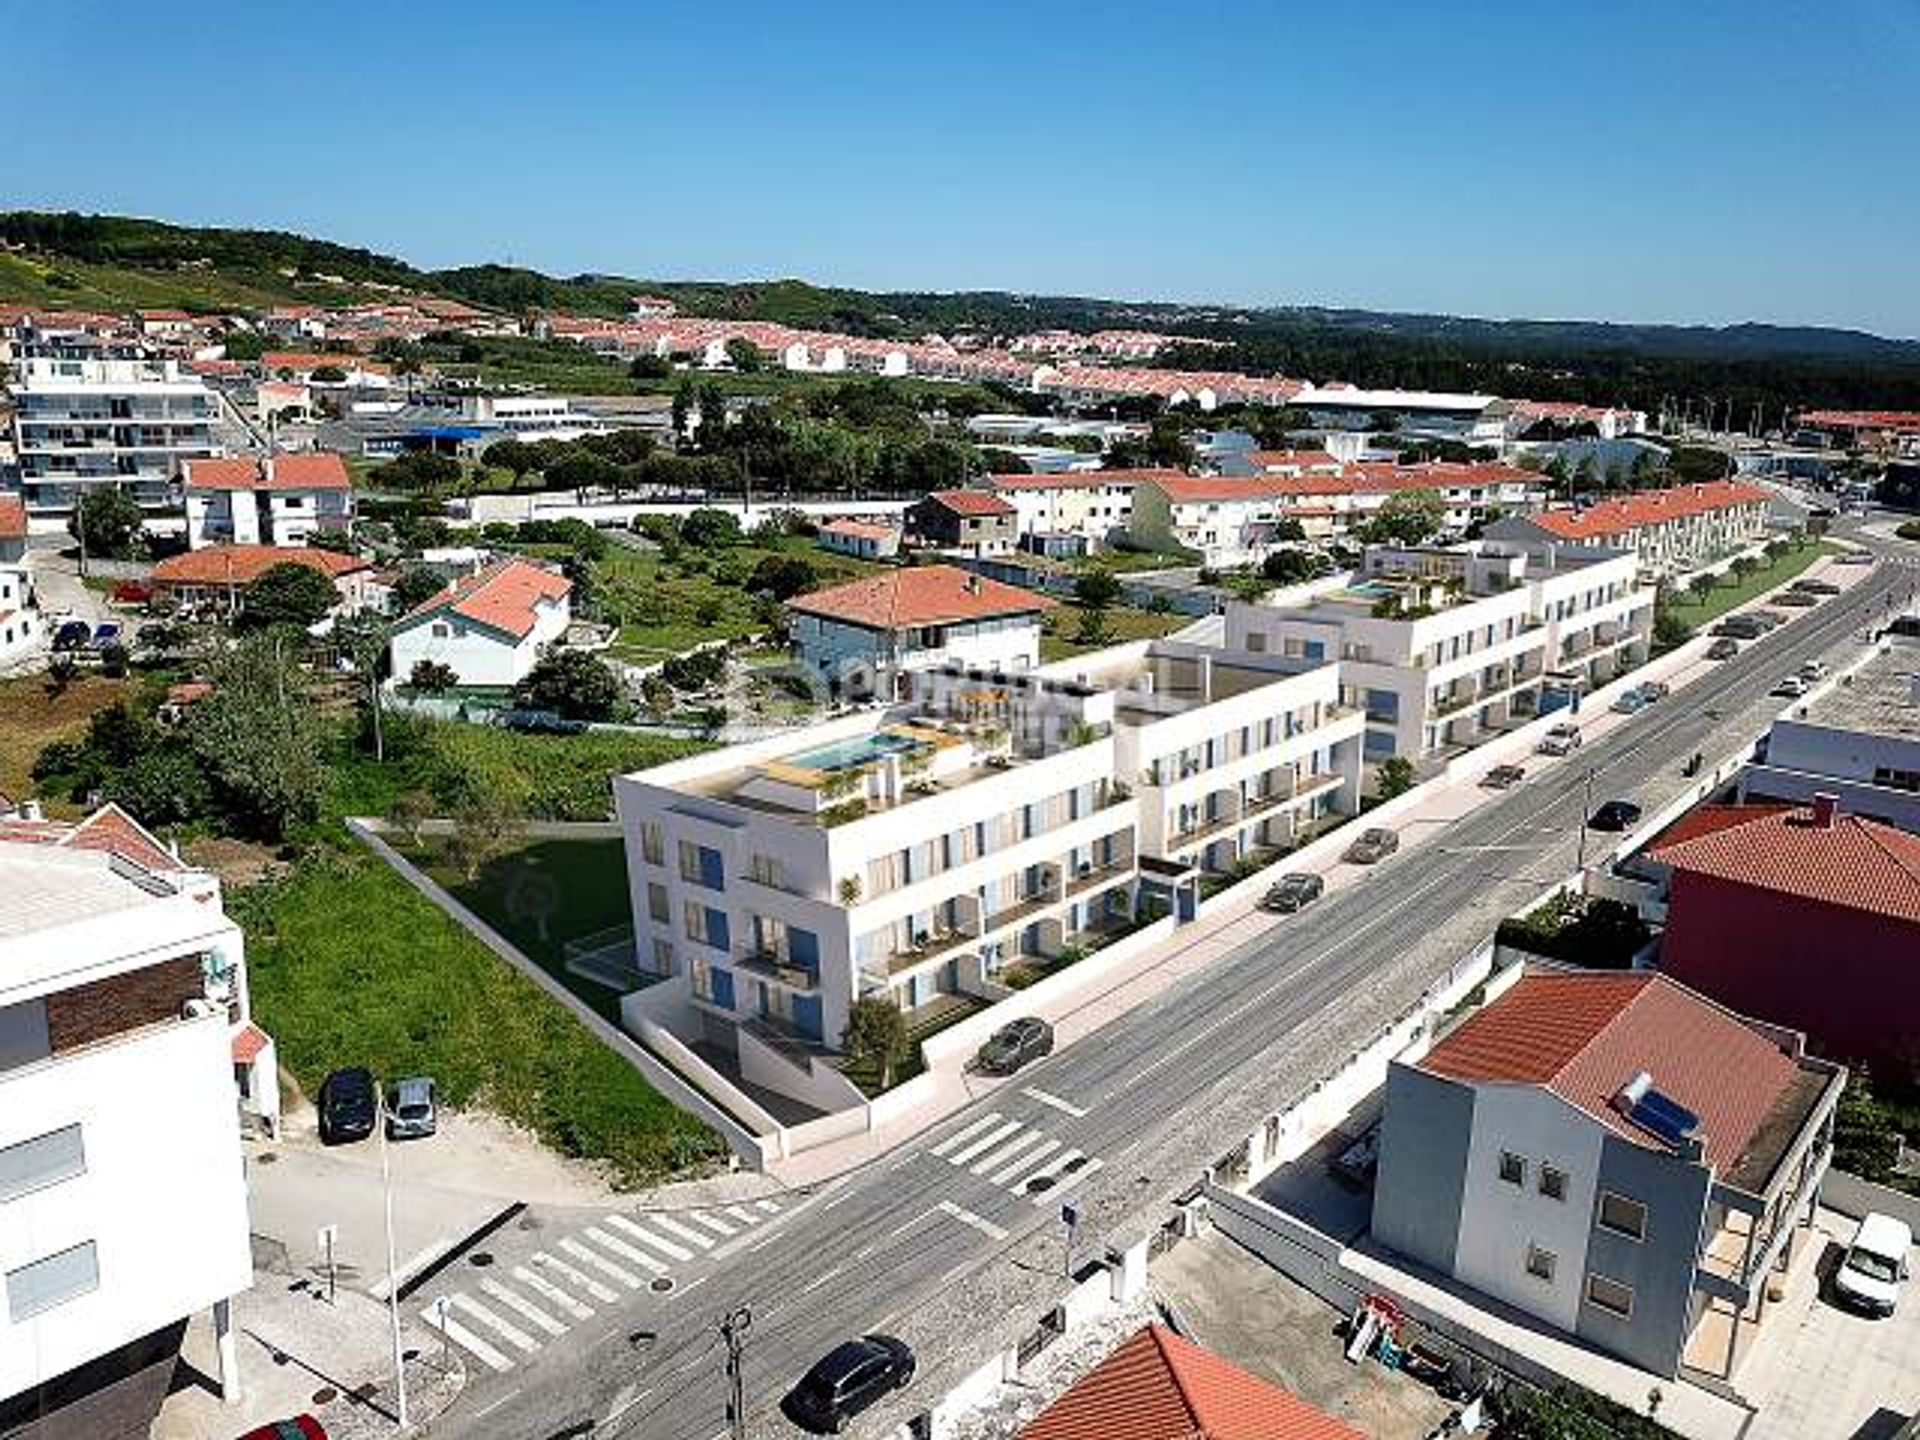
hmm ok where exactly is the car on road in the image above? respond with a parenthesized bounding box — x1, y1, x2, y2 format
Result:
(1797, 660, 1828, 681)
(1261, 872, 1325, 913)
(1753, 609, 1788, 629)
(1479, 763, 1526, 790)
(1830, 1212, 1910, 1318)
(318, 1066, 377, 1145)
(51, 619, 92, 651)
(1343, 827, 1399, 865)
(1771, 675, 1810, 699)
(1586, 799, 1643, 832)
(1706, 637, 1741, 660)
(1610, 690, 1647, 716)
(1637, 681, 1670, 703)
(386, 1076, 437, 1139)
(1536, 723, 1583, 756)
(236, 1419, 326, 1440)
(1834, 549, 1875, 565)
(974, 1017, 1054, 1076)
(498, 708, 589, 735)
(782, 1335, 916, 1434)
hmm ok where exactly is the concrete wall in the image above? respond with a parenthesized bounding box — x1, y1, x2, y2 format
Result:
(1821, 1170, 1920, 1234)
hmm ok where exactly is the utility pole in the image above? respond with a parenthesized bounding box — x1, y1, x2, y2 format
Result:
(719, 1305, 752, 1440)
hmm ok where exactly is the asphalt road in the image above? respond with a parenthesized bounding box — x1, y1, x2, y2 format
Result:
(451, 537, 1915, 1440)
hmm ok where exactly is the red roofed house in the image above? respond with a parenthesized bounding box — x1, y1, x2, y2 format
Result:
(150, 544, 374, 618)
(787, 563, 1054, 698)
(906, 488, 1020, 556)
(0, 495, 42, 668)
(987, 470, 1158, 550)
(816, 517, 901, 562)
(1483, 480, 1771, 580)
(1372, 966, 1842, 1381)
(388, 557, 573, 688)
(182, 451, 354, 550)
(1128, 472, 1325, 565)
(1648, 797, 1920, 1076)
(1018, 1324, 1364, 1440)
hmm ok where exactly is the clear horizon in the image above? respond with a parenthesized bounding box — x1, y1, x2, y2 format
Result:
(9, 0, 1919, 337)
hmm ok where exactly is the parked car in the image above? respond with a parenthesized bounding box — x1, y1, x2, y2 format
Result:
(1586, 799, 1643, 832)
(386, 1076, 437, 1139)
(1706, 637, 1741, 660)
(90, 621, 123, 650)
(318, 1067, 377, 1144)
(1831, 1212, 1911, 1318)
(1261, 872, 1325, 913)
(497, 707, 589, 735)
(974, 1018, 1053, 1076)
(1752, 609, 1788, 629)
(1637, 681, 1670, 703)
(51, 619, 92, 651)
(1710, 615, 1767, 640)
(1775, 591, 1818, 608)
(236, 1420, 326, 1440)
(1479, 763, 1526, 790)
(1793, 578, 1841, 595)
(1797, 660, 1828, 681)
(1536, 723, 1583, 756)
(782, 1335, 916, 1434)
(1610, 690, 1646, 716)
(1343, 827, 1400, 865)
(1771, 675, 1810, 699)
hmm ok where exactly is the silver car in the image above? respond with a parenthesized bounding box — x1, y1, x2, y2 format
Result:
(387, 1077, 437, 1140)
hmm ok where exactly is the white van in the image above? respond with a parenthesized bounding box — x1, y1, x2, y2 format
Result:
(1833, 1212, 1912, 1317)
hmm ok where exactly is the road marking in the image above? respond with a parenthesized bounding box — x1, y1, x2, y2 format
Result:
(481, 1278, 568, 1337)
(602, 1385, 651, 1427)
(1015, 1149, 1084, 1195)
(947, 1119, 1024, 1166)
(584, 1226, 668, 1276)
(677, 1275, 708, 1299)
(691, 1211, 736, 1237)
(1021, 1086, 1087, 1118)
(971, 1127, 1048, 1176)
(755, 1199, 782, 1214)
(369, 1238, 450, 1300)
(605, 1214, 692, 1263)
(937, 1199, 1009, 1242)
(1032, 1158, 1104, 1206)
(990, 1138, 1060, 1187)
(472, 1389, 521, 1420)
(421, 1302, 514, 1372)
(452, 1293, 538, 1353)
(748, 1232, 782, 1254)
(800, 1264, 843, 1295)
(512, 1265, 594, 1319)
(822, 1188, 855, 1211)
(559, 1237, 643, 1289)
(650, 1214, 716, 1249)
(532, 1251, 618, 1304)
(723, 1205, 757, 1225)
(930, 1113, 1002, 1157)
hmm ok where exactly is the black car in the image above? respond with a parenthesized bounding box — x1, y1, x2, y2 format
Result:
(1587, 800, 1643, 832)
(497, 708, 588, 735)
(781, 1335, 915, 1434)
(974, 1017, 1054, 1076)
(318, 1067, 377, 1144)
(52, 620, 92, 652)
(1260, 872, 1325, 913)
(1705, 637, 1740, 660)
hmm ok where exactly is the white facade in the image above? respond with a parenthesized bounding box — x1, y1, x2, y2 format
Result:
(185, 477, 353, 550)
(460, 393, 624, 443)
(988, 476, 1139, 549)
(790, 612, 1045, 700)
(0, 563, 43, 671)
(1289, 387, 1510, 446)
(387, 562, 573, 689)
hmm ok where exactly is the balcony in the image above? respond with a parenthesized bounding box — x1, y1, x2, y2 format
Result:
(1065, 858, 1132, 898)
(735, 950, 820, 992)
(871, 925, 975, 977)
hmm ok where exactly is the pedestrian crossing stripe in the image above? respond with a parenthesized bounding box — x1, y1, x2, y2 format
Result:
(513, 1264, 595, 1319)
(691, 1211, 736, 1237)
(989, 1137, 1059, 1186)
(971, 1128, 1047, 1176)
(480, 1277, 568, 1337)
(532, 1250, 619, 1304)
(948, 1119, 1023, 1166)
(559, 1236, 643, 1289)
(933, 1115, 1101, 1198)
(755, 1199, 781, 1214)
(584, 1225, 669, 1276)
(648, 1213, 715, 1249)
(724, 1205, 756, 1224)
(421, 1302, 513, 1373)
(1014, 1148, 1084, 1195)
(452, 1292, 538, 1353)
(605, 1212, 693, 1263)
(931, 1112, 1004, 1157)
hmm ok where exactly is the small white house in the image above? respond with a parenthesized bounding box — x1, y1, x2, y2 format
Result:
(182, 452, 354, 550)
(388, 558, 573, 689)
(0, 497, 41, 670)
(816, 519, 901, 561)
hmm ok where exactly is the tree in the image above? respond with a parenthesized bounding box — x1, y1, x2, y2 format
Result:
(372, 449, 462, 492)
(1376, 755, 1416, 800)
(1688, 572, 1719, 602)
(408, 659, 459, 694)
(1833, 1073, 1903, 1182)
(241, 562, 339, 631)
(628, 354, 672, 381)
(841, 996, 910, 1089)
(696, 381, 729, 447)
(1261, 548, 1325, 585)
(186, 631, 331, 840)
(1073, 569, 1123, 612)
(681, 507, 743, 550)
(513, 647, 621, 721)
(103, 747, 210, 826)
(748, 553, 818, 601)
(445, 789, 523, 881)
(1653, 606, 1694, 651)
(68, 485, 145, 560)
(483, 438, 539, 488)
(724, 338, 762, 373)
(392, 565, 449, 612)
(546, 450, 621, 503)
(390, 788, 433, 846)
(1361, 488, 1447, 546)
(671, 377, 694, 439)
(1730, 554, 1761, 584)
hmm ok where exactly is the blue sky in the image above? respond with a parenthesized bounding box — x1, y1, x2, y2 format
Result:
(8, 0, 1919, 334)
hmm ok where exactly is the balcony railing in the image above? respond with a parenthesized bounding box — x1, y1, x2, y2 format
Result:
(734, 950, 820, 991)
(1065, 859, 1131, 897)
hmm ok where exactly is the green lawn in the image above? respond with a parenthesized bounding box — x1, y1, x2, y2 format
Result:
(1669, 541, 1840, 624)
(1040, 603, 1191, 661)
(236, 849, 724, 1187)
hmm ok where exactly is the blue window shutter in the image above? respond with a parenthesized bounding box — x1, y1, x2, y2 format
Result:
(788, 927, 820, 972)
(699, 846, 724, 891)
(711, 967, 735, 1010)
(707, 908, 730, 952)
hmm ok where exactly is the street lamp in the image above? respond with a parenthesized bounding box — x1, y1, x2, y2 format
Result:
(377, 1087, 410, 1429)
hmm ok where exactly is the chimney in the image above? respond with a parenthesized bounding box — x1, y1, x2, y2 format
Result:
(1810, 792, 1839, 829)
(20, 799, 43, 822)
(963, 574, 981, 595)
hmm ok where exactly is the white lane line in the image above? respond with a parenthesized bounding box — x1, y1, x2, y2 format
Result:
(452, 1293, 538, 1353)
(677, 1275, 708, 1299)
(584, 1225, 668, 1276)
(532, 1250, 618, 1304)
(970, 1128, 1048, 1176)
(370, 1238, 452, 1300)
(748, 1232, 783, 1254)
(481, 1278, 568, 1337)
(650, 1214, 716, 1249)
(990, 1138, 1060, 1187)
(930, 1113, 1002, 1158)
(473, 1389, 522, 1421)
(800, 1264, 843, 1295)
(1014, 1149, 1083, 1195)
(605, 1214, 694, 1263)
(602, 1385, 652, 1427)
(691, 1211, 736, 1237)
(936, 1199, 1009, 1242)
(421, 1304, 514, 1372)
(822, 1188, 856, 1212)
(723, 1205, 757, 1225)
(1032, 1158, 1104, 1206)
(947, 1120, 1024, 1167)
(559, 1237, 643, 1290)
(756, 1199, 782, 1214)
(1021, 1086, 1088, 1118)
(512, 1265, 594, 1319)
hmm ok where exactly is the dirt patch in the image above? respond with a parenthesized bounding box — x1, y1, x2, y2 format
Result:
(0, 672, 131, 802)
(185, 835, 289, 888)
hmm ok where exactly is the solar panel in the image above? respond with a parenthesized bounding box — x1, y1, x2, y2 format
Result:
(1628, 1087, 1701, 1150)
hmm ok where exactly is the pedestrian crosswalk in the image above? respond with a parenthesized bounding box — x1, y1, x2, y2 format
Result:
(416, 1196, 786, 1375)
(930, 1112, 1104, 1205)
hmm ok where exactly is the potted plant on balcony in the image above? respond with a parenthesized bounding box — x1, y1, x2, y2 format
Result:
(838, 875, 863, 906)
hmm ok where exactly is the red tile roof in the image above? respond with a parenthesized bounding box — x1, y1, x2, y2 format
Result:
(183, 452, 351, 492)
(231, 1023, 272, 1066)
(989, 468, 1182, 492)
(260, 350, 388, 375)
(1140, 474, 1313, 505)
(1018, 1325, 1364, 1440)
(1796, 410, 1920, 433)
(153, 545, 369, 589)
(925, 488, 1016, 517)
(0, 496, 25, 540)
(0, 802, 180, 873)
(818, 519, 898, 542)
(1649, 802, 1920, 924)
(401, 558, 571, 640)
(1419, 970, 1802, 1173)
(1518, 481, 1770, 542)
(787, 564, 1054, 631)
(1246, 449, 1341, 472)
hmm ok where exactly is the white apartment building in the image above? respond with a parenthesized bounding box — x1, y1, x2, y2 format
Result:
(1483, 481, 1772, 581)
(459, 393, 624, 444)
(613, 640, 1363, 1079)
(1289, 387, 1511, 447)
(985, 471, 1156, 551)
(1228, 542, 1652, 767)
(0, 497, 40, 673)
(0, 805, 272, 1438)
(8, 346, 220, 511)
(388, 557, 573, 689)
(182, 452, 354, 550)
(1127, 473, 1326, 567)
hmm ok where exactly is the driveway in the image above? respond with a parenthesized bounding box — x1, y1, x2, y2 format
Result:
(24, 544, 110, 624)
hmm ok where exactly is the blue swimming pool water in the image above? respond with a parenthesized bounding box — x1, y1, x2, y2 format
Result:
(788, 730, 925, 772)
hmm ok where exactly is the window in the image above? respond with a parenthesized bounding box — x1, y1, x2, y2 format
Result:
(0, 1125, 86, 1203)
(1539, 1165, 1568, 1202)
(1584, 1272, 1634, 1319)
(1526, 1245, 1557, 1282)
(7, 1241, 99, 1322)
(640, 822, 664, 867)
(647, 882, 670, 926)
(430, 622, 452, 638)
(679, 841, 724, 891)
(651, 937, 675, 974)
(1499, 1151, 1526, 1186)
(1597, 1191, 1647, 1241)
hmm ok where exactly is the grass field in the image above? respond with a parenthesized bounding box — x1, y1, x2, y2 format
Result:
(1039, 603, 1191, 661)
(235, 847, 723, 1187)
(0, 672, 135, 806)
(1669, 540, 1839, 625)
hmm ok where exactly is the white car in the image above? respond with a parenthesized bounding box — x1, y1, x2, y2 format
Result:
(1771, 675, 1810, 699)
(1536, 723, 1583, 756)
(1833, 1212, 1910, 1317)
(1798, 660, 1828, 681)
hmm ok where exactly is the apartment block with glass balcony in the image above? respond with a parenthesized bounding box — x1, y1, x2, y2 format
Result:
(8, 346, 221, 512)
(1227, 542, 1651, 770)
(613, 639, 1362, 1072)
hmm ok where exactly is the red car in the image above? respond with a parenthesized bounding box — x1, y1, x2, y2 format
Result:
(237, 1419, 326, 1440)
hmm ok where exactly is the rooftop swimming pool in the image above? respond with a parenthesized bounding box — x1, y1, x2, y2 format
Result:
(786, 729, 928, 774)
